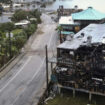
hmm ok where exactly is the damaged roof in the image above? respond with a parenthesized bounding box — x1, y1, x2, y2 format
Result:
(57, 24, 105, 50)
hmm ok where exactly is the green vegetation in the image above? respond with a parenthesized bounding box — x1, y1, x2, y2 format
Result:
(0, 9, 41, 68)
(46, 95, 89, 105)
(12, 29, 23, 35)
(0, 22, 15, 32)
(13, 31, 27, 50)
(46, 92, 105, 105)
(11, 9, 42, 23)
(56, 25, 63, 43)
(11, 10, 29, 22)
(24, 24, 37, 39)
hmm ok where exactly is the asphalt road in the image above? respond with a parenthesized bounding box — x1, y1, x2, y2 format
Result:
(0, 13, 58, 105)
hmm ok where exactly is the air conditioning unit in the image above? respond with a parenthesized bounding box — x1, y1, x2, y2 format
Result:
(66, 34, 74, 41)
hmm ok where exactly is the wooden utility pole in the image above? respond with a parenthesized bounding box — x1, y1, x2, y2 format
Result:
(45, 45, 49, 95)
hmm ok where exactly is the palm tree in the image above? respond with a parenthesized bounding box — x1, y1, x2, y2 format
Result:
(0, 32, 7, 66)
(4, 22, 15, 58)
(56, 25, 63, 43)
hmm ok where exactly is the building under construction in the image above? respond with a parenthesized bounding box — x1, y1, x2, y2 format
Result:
(54, 24, 105, 96)
(57, 5, 83, 19)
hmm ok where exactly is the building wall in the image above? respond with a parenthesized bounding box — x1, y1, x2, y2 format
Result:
(74, 20, 100, 29)
(57, 5, 83, 19)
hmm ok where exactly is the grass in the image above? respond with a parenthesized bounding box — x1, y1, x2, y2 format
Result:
(46, 95, 89, 105)
(12, 29, 23, 35)
(45, 90, 105, 105)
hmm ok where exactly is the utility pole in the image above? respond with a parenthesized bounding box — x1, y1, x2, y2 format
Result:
(45, 45, 49, 96)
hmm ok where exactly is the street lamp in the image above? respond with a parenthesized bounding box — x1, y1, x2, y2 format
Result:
(6, 32, 13, 59)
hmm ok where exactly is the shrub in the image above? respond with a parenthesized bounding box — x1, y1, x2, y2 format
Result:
(37, 17, 42, 24)
(11, 10, 29, 22)
(0, 22, 15, 32)
(24, 24, 37, 39)
(30, 20, 37, 24)
(14, 31, 27, 50)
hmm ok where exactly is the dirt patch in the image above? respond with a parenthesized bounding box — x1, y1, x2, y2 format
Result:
(37, 29, 44, 35)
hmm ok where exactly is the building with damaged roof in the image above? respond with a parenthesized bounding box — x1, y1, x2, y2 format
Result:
(55, 24, 105, 97)
(58, 16, 80, 43)
(58, 24, 105, 50)
(57, 7, 105, 43)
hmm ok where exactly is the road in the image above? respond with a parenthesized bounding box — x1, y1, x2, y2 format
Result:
(0, 13, 58, 105)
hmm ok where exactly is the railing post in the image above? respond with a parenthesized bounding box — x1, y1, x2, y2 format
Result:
(73, 89, 75, 98)
(89, 92, 92, 103)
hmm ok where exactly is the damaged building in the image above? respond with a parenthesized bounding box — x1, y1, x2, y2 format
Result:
(58, 7, 105, 43)
(55, 24, 105, 96)
(57, 5, 82, 19)
(58, 16, 80, 43)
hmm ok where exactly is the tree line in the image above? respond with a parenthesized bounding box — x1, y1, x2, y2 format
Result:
(0, 0, 11, 4)
(0, 9, 42, 68)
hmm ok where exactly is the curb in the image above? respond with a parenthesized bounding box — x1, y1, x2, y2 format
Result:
(0, 52, 25, 79)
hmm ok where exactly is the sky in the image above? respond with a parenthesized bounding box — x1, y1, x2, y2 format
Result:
(48, 0, 105, 13)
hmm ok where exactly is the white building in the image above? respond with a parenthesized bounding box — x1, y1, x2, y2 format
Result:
(13, 0, 24, 3)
